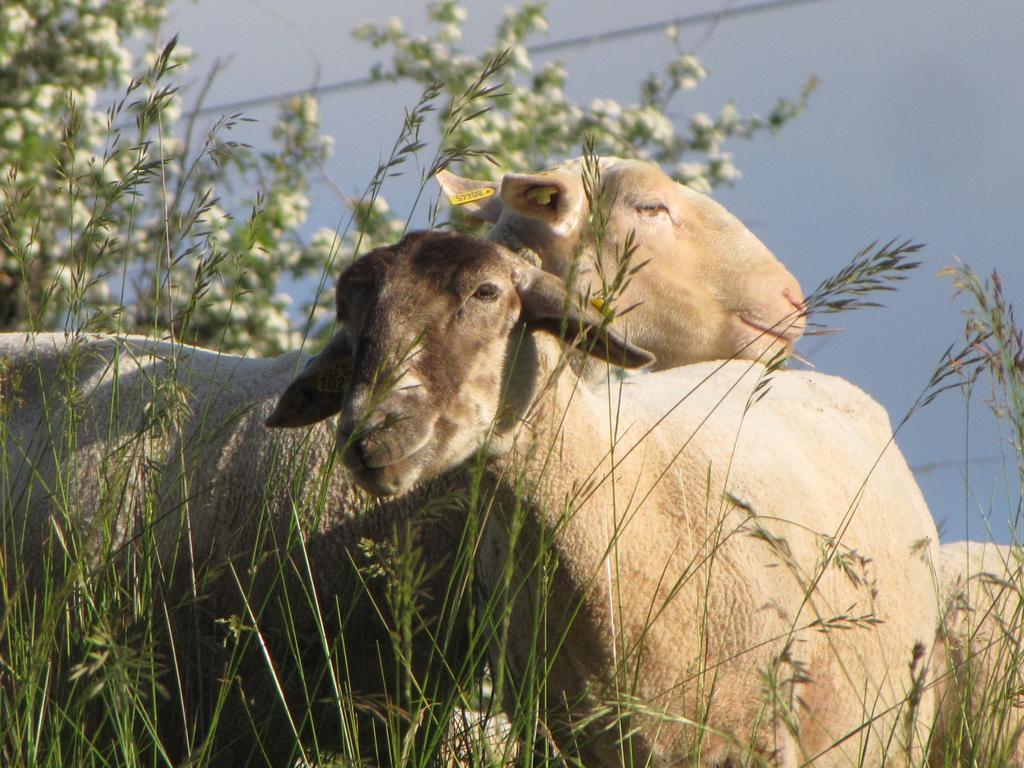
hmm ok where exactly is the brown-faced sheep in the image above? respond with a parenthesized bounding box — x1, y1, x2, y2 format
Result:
(274, 229, 940, 767)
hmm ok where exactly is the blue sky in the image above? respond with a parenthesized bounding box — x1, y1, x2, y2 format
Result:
(167, 0, 1023, 542)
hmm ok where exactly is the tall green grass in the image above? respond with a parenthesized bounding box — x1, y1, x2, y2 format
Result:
(1, 45, 1022, 768)
(927, 266, 1024, 768)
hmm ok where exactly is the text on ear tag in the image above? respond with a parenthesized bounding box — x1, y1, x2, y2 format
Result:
(449, 187, 496, 206)
(316, 368, 348, 393)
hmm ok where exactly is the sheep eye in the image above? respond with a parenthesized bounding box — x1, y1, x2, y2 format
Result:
(636, 201, 669, 217)
(473, 282, 501, 301)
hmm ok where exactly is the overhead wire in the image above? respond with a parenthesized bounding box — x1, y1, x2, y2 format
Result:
(186, 0, 835, 117)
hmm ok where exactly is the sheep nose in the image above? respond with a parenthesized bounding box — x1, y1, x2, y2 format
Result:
(337, 413, 376, 461)
(357, 428, 405, 469)
(340, 411, 408, 469)
(340, 423, 387, 473)
(344, 437, 371, 472)
(784, 285, 805, 312)
(338, 400, 386, 442)
(780, 280, 807, 338)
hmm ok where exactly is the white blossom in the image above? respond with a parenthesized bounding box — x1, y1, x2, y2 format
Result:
(591, 99, 622, 117)
(509, 44, 531, 70)
(35, 85, 61, 111)
(351, 20, 378, 39)
(669, 54, 706, 92)
(3, 5, 32, 36)
(201, 204, 232, 246)
(310, 227, 341, 262)
(438, 22, 462, 43)
(691, 112, 714, 130)
(3, 121, 24, 144)
(711, 152, 741, 183)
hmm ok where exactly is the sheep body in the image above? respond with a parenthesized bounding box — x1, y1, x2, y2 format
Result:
(485, 349, 939, 766)
(446, 159, 1024, 757)
(0, 331, 468, 766)
(442, 159, 1023, 760)
(294, 231, 941, 767)
(931, 541, 1024, 765)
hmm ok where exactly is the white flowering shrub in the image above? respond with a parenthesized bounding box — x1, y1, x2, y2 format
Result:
(0, 0, 810, 355)
(0, 3, 331, 354)
(355, 0, 815, 191)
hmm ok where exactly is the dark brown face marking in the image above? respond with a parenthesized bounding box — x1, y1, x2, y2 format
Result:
(325, 229, 652, 497)
(334, 231, 523, 496)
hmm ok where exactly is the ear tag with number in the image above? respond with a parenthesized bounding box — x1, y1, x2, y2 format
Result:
(315, 368, 348, 393)
(525, 186, 558, 206)
(449, 187, 497, 206)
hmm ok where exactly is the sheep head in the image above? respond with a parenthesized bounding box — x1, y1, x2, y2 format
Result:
(438, 157, 806, 369)
(267, 230, 653, 497)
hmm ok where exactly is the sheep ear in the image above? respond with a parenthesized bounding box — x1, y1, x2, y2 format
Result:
(266, 330, 352, 428)
(435, 169, 503, 223)
(514, 266, 655, 369)
(499, 171, 580, 229)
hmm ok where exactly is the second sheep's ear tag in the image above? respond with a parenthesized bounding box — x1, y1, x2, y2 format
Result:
(525, 185, 559, 206)
(590, 294, 614, 316)
(449, 187, 496, 206)
(590, 294, 618, 322)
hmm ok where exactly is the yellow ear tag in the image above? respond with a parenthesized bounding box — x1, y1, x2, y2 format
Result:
(525, 185, 558, 206)
(449, 187, 496, 206)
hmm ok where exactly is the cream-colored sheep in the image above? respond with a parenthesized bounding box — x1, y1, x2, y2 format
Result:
(438, 157, 806, 369)
(440, 157, 1024, 765)
(443, 160, 1024, 759)
(930, 541, 1024, 765)
(276, 230, 940, 767)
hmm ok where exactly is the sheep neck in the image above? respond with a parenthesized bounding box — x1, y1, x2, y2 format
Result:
(479, 328, 686, 766)
(491, 328, 612, 483)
